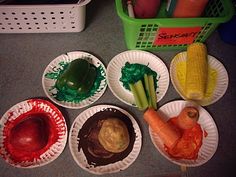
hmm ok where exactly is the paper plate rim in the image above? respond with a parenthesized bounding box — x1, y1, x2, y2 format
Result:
(68, 104, 142, 175)
(0, 99, 68, 168)
(42, 51, 107, 109)
(107, 50, 170, 107)
(170, 51, 229, 106)
(149, 100, 219, 167)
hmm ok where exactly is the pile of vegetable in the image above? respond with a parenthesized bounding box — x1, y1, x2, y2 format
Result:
(141, 42, 208, 161)
(120, 62, 159, 110)
(144, 106, 204, 160)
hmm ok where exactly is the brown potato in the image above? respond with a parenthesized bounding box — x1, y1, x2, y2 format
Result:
(98, 118, 130, 153)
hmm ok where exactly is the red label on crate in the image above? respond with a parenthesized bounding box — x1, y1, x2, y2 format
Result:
(154, 27, 202, 45)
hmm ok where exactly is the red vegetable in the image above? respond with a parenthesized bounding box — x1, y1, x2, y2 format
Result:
(134, 0, 161, 18)
(9, 114, 49, 152)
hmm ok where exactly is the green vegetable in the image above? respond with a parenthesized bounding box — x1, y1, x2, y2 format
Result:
(120, 62, 159, 110)
(144, 74, 151, 107)
(129, 80, 149, 111)
(120, 62, 158, 91)
(147, 74, 157, 109)
(56, 59, 97, 94)
(130, 74, 157, 111)
(77, 66, 97, 94)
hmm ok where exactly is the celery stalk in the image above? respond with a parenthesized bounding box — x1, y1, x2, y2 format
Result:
(144, 74, 152, 107)
(129, 80, 148, 111)
(129, 83, 142, 110)
(148, 75, 157, 110)
(134, 80, 149, 110)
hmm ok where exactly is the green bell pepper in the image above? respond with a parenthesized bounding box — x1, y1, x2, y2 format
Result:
(56, 59, 97, 94)
(77, 66, 97, 94)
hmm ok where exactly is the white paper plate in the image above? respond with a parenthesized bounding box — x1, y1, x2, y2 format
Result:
(69, 104, 142, 175)
(149, 100, 218, 167)
(170, 52, 228, 106)
(107, 50, 169, 107)
(42, 51, 107, 109)
(0, 99, 67, 168)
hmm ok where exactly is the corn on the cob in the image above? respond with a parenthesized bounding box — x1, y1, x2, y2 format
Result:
(185, 42, 208, 100)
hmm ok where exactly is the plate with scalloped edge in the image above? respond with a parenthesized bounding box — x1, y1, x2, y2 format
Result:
(42, 51, 107, 109)
(170, 51, 228, 106)
(0, 99, 67, 168)
(69, 104, 142, 175)
(149, 100, 219, 167)
(107, 50, 169, 107)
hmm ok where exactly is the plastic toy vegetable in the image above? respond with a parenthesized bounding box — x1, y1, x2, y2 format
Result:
(185, 42, 208, 100)
(133, 0, 161, 18)
(143, 108, 181, 148)
(56, 59, 97, 94)
(167, 0, 209, 18)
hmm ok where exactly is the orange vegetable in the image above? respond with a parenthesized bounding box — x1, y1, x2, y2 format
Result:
(143, 108, 181, 149)
(177, 107, 199, 130)
(143, 108, 165, 132)
(166, 117, 203, 160)
(173, 0, 209, 18)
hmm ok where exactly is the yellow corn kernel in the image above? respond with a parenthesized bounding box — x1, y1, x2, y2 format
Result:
(185, 42, 208, 100)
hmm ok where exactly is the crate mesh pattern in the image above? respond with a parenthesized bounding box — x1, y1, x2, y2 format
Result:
(116, 0, 234, 50)
(0, 0, 90, 33)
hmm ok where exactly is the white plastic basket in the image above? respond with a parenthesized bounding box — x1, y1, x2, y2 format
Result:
(0, 0, 91, 33)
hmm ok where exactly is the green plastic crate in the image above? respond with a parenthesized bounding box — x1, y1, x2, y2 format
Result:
(115, 0, 234, 51)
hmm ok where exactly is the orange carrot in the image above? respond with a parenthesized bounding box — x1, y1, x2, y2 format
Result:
(177, 107, 199, 130)
(143, 108, 165, 132)
(144, 108, 181, 149)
